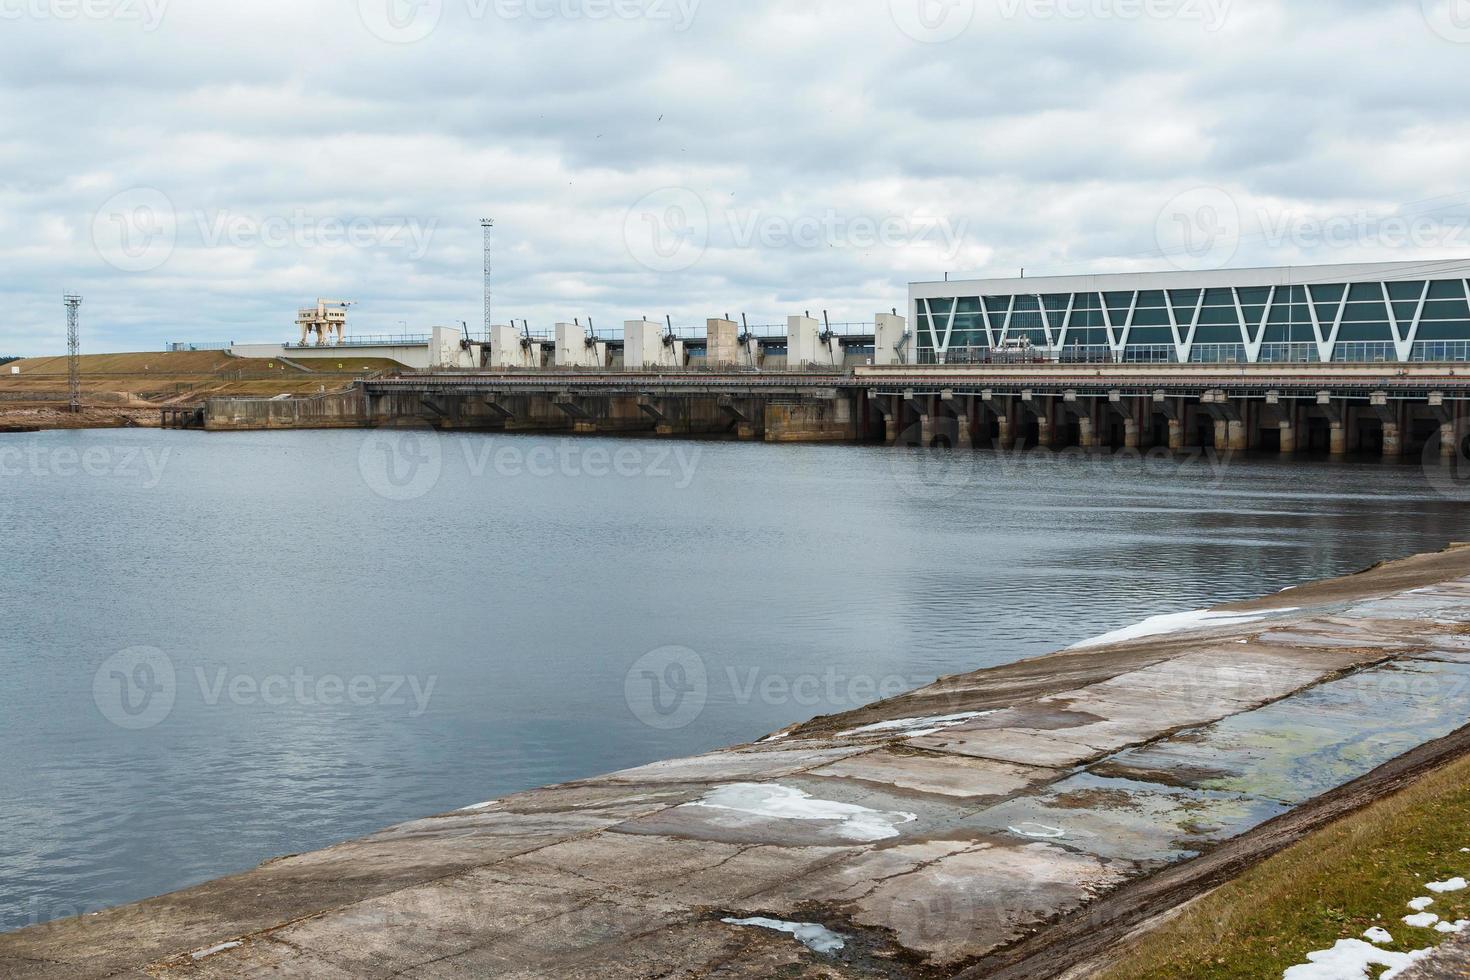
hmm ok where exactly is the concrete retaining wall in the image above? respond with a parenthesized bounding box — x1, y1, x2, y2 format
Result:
(205, 390, 368, 430)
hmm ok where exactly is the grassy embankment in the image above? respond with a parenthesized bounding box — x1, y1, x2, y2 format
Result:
(1100, 750, 1470, 979)
(0, 350, 404, 403)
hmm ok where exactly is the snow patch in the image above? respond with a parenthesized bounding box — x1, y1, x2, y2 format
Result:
(1363, 927, 1393, 944)
(1426, 877, 1468, 893)
(1068, 609, 1298, 650)
(839, 711, 990, 738)
(1409, 897, 1435, 912)
(1404, 912, 1441, 929)
(1436, 920, 1470, 934)
(1282, 939, 1431, 980)
(1008, 822, 1068, 840)
(686, 784, 917, 841)
(722, 916, 846, 954)
(190, 941, 242, 961)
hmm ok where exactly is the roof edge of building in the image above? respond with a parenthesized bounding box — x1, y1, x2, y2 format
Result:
(911, 256, 1470, 293)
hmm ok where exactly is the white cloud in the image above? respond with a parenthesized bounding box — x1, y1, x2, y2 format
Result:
(1, 0, 1467, 354)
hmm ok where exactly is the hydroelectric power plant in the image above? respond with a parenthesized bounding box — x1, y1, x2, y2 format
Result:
(186, 259, 1470, 461)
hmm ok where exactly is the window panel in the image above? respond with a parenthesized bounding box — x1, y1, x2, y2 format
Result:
(1428, 280, 1468, 300)
(1337, 321, 1393, 342)
(1391, 301, 1421, 323)
(1202, 288, 1235, 306)
(1237, 286, 1272, 306)
(1197, 306, 1242, 326)
(1127, 327, 1174, 343)
(1346, 282, 1384, 302)
(1194, 325, 1243, 344)
(1422, 299, 1470, 320)
(1416, 322, 1470, 341)
(1134, 290, 1167, 308)
(1387, 281, 1427, 301)
(1340, 301, 1390, 322)
(1131, 308, 1171, 327)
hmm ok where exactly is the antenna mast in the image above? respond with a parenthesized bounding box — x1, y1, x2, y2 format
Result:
(480, 218, 495, 337)
(63, 293, 82, 413)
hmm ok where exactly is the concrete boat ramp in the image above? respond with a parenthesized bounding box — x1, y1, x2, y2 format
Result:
(11, 549, 1470, 979)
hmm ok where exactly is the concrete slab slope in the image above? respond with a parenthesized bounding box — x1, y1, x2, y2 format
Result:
(8, 546, 1470, 979)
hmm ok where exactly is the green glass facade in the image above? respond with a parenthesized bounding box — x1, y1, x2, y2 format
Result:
(914, 275, 1470, 365)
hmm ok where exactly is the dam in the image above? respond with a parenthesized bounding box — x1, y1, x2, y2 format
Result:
(195, 361, 1470, 462)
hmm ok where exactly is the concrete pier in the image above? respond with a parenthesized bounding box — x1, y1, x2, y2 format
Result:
(11, 546, 1470, 979)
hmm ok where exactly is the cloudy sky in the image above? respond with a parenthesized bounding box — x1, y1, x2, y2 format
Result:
(3, 0, 1469, 354)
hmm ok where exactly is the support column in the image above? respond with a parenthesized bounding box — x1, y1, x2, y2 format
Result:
(886, 395, 900, 444)
(1060, 391, 1094, 449)
(1020, 391, 1053, 448)
(1266, 392, 1295, 455)
(997, 414, 1014, 450)
(1314, 391, 1348, 455)
(1369, 392, 1405, 458)
(1153, 391, 1183, 451)
(1115, 394, 1143, 450)
(1228, 419, 1247, 451)
(982, 391, 1012, 451)
(1382, 421, 1402, 457)
(1078, 416, 1095, 449)
(1202, 389, 1245, 452)
(920, 395, 935, 446)
(942, 389, 973, 450)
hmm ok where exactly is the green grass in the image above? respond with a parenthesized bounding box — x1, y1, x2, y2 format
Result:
(1100, 752, 1470, 980)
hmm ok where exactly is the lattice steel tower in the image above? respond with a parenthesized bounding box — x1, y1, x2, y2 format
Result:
(481, 218, 494, 337)
(63, 293, 82, 413)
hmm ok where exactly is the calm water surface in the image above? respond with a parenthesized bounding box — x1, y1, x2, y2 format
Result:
(2, 427, 1466, 928)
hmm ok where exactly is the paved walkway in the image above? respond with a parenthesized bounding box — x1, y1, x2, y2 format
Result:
(7, 547, 1470, 978)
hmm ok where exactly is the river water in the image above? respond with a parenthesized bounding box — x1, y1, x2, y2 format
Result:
(1, 426, 1466, 929)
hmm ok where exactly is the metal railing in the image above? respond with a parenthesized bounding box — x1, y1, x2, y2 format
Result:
(288, 334, 433, 348)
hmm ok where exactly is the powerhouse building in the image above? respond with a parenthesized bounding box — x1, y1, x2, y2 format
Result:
(909, 258, 1470, 365)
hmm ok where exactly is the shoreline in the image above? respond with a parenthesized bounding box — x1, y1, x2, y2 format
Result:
(6, 546, 1470, 977)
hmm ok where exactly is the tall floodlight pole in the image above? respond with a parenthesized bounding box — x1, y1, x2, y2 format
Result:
(63, 293, 82, 413)
(481, 218, 494, 337)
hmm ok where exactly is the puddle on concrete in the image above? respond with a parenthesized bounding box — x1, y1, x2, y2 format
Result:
(957, 772, 1288, 866)
(1345, 592, 1470, 624)
(1099, 660, 1470, 804)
